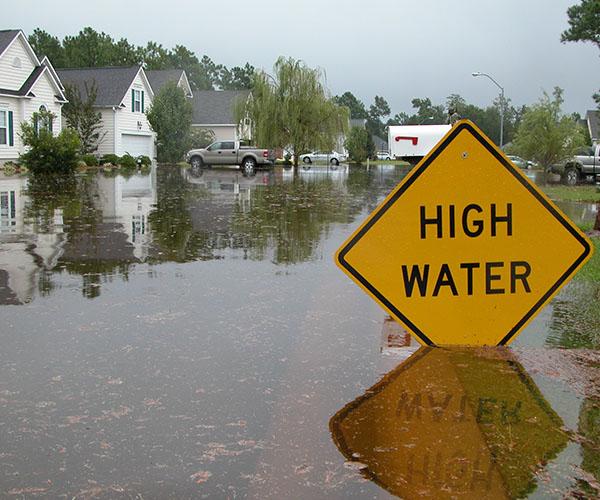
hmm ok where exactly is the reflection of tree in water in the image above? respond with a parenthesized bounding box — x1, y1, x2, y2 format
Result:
(148, 166, 392, 265)
(576, 397, 600, 496)
(547, 281, 600, 349)
(26, 173, 136, 299)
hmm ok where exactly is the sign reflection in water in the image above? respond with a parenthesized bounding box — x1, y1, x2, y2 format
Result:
(330, 347, 568, 499)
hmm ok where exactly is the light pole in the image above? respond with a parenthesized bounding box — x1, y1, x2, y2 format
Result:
(472, 71, 504, 148)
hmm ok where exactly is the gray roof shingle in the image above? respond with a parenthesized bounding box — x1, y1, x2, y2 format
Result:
(145, 69, 185, 94)
(0, 30, 20, 57)
(192, 90, 250, 125)
(56, 66, 142, 107)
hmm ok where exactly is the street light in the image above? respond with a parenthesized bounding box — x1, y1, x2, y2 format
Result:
(472, 71, 505, 148)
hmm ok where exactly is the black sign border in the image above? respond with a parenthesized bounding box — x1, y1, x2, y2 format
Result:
(337, 121, 592, 346)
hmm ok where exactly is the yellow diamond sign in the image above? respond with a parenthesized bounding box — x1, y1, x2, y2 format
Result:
(336, 120, 593, 345)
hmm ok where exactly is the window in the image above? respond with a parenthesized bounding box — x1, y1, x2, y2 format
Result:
(221, 141, 235, 150)
(133, 89, 142, 112)
(0, 191, 16, 230)
(12, 57, 21, 68)
(35, 105, 52, 134)
(207, 142, 222, 151)
(0, 111, 6, 145)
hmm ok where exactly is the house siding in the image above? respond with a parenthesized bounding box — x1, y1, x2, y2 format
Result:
(26, 72, 63, 135)
(0, 98, 21, 161)
(116, 71, 154, 156)
(0, 36, 36, 92)
(95, 108, 115, 157)
(192, 124, 238, 143)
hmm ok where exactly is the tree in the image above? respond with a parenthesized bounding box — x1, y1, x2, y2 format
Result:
(217, 63, 255, 90)
(366, 95, 391, 138)
(63, 27, 122, 67)
(561, 0, 600, 108)
(511, 87, 586, 169)
(147, 81, 193, 163)
(19, 109, 81, 174)
(189, 128, 215, 149)
(28, 29, 65, 67)
(561, 0, 600, 48)
(234, 57, 349, 170)
(62, 81, 105, 154)
(333, 92, 368, 119)
(344, 127, 371, 163)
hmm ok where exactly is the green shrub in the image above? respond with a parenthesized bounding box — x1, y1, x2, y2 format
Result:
(80, 154, 98, 166)
(100, 153, 120, 165)
(19, 110, 81, 175)
(137, 155, 152, 167)
(119, 154, 137, 169)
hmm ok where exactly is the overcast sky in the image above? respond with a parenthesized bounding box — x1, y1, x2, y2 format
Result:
(6, 0, 599, 115)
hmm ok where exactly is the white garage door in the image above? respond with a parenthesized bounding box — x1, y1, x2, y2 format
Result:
(121, 134, 153, 158)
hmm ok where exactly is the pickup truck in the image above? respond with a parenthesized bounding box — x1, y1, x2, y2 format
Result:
(186, 141, 272, 175)
(550, 144, 600, 185)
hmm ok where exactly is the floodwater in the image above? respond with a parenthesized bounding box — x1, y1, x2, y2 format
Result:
(0, 165, 599, 498)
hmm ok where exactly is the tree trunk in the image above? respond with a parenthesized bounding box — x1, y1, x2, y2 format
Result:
(595, 202, 600, 232)
(293, 147, 299, 178)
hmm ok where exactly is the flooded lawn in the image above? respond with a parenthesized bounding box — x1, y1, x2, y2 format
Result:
(0, 165, 599, 498)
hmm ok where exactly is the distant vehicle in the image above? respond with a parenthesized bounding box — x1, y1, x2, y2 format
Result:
(506, 155, 529, 169)
(388, 125, 451, 164)
(299, 151, 344, 166)
(548, 144, 600, 186)
(376, 151, 391, 160)
(186, 141, 273, 175)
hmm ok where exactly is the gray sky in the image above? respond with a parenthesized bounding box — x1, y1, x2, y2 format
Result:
(6, 0, 599, 114)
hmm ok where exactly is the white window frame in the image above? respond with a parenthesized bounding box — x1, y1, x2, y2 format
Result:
(133, 89, 142, 112)
(0, 110, 7, 146)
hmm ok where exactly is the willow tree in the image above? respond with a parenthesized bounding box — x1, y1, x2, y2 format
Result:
(234, 57, 348, 170)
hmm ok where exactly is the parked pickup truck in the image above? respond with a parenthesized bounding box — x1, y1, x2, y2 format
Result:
(186, 141, 272, 175)
(549, 144, 600, 185)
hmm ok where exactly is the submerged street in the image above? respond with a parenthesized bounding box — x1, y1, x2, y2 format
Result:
(1, 165, 599, 498)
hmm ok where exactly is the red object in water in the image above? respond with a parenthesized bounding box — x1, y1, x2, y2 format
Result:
(395, 136, 419, 146)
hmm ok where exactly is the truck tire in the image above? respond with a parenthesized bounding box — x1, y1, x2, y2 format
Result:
(241, 157, 256, 177)
(330, 158, 339, 166)
(303, 157, 312, 164)
(190, 156, 204, 169)
(563, 167, 579, 186)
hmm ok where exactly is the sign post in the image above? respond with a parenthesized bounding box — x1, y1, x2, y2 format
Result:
(336, 120, 593, 345)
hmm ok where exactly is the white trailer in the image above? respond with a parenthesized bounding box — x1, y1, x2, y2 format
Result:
(388, 125, 452, 163)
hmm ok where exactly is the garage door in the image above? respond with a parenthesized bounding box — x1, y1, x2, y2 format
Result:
(121, 134, 153, 158)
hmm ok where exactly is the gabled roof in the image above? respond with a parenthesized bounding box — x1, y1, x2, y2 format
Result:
(0, 29, 40, 66)
(587, 110, 599, 141)
(56, 66, 148, 107)
(40, 55, 64, 91)
(191, 90, 250, 125)
(0, 65, 66, 102)
(146, 69, 192, 97)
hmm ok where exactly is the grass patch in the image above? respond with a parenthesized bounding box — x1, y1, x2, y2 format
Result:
(576, 236, 600, 283)
(540, 185, 600, 203)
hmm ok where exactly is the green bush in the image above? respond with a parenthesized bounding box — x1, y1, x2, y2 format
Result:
(137, 155, 152, 167)
(80, 154, 98, 166)
(100, 153, 120, 165)
(119, 154, 137, 169)
(19, 110, 81, 175)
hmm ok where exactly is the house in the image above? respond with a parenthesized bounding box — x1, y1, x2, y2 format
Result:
(191, 90, 251, 142)
(0, 29, 67, 164)
(372, 135, 388, 152)
(57, 66, 156, 158)
(145, 69, 193, 98)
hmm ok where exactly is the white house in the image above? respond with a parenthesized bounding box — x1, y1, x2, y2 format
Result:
(57, 66, 156, 158)
(0, 29, 67, 164)
(191, 90, 251, 142)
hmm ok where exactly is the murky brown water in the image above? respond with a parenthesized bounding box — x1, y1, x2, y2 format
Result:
(0, 165, 598, 498)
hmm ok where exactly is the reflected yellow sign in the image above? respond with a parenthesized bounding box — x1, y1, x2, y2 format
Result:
(336, 120, 592, 345)
(330, 347, 567, 499)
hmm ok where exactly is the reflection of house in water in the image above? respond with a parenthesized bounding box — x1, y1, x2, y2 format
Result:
(94, 170, 157, 261)
(0, 176, 65, 304)
(183, 168, 272, 251)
